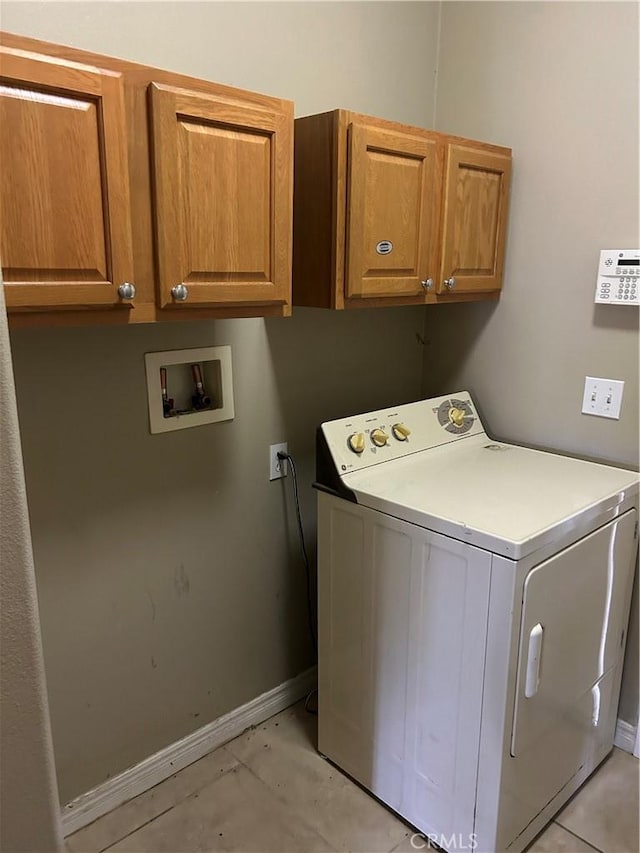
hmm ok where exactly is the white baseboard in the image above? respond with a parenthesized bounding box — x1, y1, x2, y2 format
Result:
(613, 717, 638, 755)
(61, 666, 317, 837)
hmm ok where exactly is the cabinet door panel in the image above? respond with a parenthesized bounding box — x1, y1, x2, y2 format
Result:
(346, 124, 437, 299)
(439, 144, 511, 294)
(0, 47, 134, 309)
(150, 83, 291, 308)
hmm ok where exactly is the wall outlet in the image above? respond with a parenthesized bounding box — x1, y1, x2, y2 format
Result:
(582, 377, 624, 419)
(269, 443, 288, 480)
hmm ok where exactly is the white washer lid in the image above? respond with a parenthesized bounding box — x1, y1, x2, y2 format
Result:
(343, 434, 639, 559)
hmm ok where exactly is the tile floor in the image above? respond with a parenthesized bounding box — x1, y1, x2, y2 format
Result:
(67, 702, 639, 853)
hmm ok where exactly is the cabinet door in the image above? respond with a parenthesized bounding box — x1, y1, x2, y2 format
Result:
(346, 123, 438, 300)
(149, 83, 291, 309)
(438, 143, 511, 294)
(0, 47, 134, 310)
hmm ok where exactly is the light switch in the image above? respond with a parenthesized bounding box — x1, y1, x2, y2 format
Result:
(582, 377, 624, 419)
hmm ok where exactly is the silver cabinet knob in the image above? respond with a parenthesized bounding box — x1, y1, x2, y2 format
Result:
(444, 277, 456, 289)
(118, 282, 136, 300)
(171, 284, 189, 302)
(421, 278, 433, 290)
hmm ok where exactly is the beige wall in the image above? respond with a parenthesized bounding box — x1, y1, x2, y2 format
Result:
(3, 1, 439, 803)
(424, 1, 639, 723)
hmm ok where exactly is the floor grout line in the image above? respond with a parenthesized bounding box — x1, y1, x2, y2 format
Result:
(234, 754, 338, 852)
(388, 830, 415, 853)
(71, 704, 636, 853)
(228, 718, 416, 853)
(552, 820, 606, 853)
(99, 803, 175, 853)
(99, 760, 244, 852)
(72, 756, 242, 853)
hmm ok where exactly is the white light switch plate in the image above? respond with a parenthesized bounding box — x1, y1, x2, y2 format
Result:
(582, 376, 624, 419)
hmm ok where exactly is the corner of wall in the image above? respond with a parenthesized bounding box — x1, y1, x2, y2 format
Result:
(0, 280, 63, 852)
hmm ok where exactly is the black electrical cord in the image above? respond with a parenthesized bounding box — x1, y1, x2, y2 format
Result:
(277, 451, 317, 659)
(278, 451, 319, 715)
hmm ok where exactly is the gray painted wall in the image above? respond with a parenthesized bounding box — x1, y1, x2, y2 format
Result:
(424, 1, 639, 724)
(3, 1, 438, 803)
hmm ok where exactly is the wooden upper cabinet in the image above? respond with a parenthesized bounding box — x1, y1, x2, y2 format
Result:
(292, 109, 512, 309)
(438, 143, 512, 295)
(346, 123, 438, 299)
(149, 83, 292, 309)
(1, 31, 294, 326)
(0, 45, 134, 311)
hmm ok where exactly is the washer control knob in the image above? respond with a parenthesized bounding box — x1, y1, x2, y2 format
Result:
(449, 407, 465, 427)
(370, 428, 389, 447)
(392, 423, 411, 441)
(347, 432, 365, 454)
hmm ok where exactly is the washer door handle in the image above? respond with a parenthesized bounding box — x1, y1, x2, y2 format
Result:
(525, 623, 544, 698)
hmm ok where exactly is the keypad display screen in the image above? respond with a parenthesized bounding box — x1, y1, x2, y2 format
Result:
(619, 259, 639, 265)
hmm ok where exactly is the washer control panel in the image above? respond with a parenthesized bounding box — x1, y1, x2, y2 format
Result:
(595, 249, 639, 305)
(321, 392, 486, 475)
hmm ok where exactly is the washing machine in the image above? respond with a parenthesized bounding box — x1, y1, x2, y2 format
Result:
(315, 392, 639, 853)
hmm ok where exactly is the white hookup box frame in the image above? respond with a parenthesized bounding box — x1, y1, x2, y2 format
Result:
(144, 345, 234, 434)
